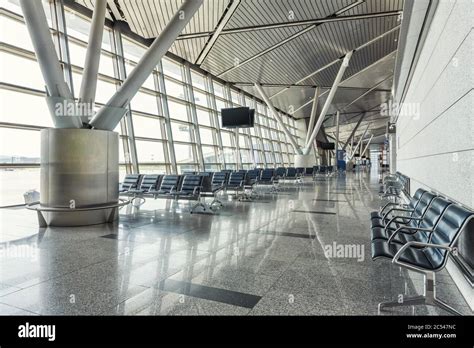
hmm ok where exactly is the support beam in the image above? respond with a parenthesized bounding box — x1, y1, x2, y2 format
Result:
(339, 75, 393, 112)
(217, 1, 364, 78)
(305, 87, 320, 145)
(177, 10, 401, 40)
(254, 83, 301, 154)
(361, 134, 374, 157)
(19, 0, 81, 128)
(79, 0, 107, 124)
(90, 0, 203, 130)
(195, 0, 240, 65)
(342, 113, 365, 150)
(335, 111, 340, 151)
(302, 51, 353, 155)
(349, 123, 370, 161)
(269, 25, 400, 100)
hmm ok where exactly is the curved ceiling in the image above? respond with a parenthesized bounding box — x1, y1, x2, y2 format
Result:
(74, 0, 405, 143)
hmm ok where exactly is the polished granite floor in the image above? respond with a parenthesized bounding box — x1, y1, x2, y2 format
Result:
(0, 170, 471, 316)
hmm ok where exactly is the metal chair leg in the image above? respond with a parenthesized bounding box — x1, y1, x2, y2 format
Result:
(378, 295, 426, 313)
(432, 298, 463, 316)
(378, 272, 463, 315)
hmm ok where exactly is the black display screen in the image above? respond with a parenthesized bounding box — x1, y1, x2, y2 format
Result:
(221, 107, 254, 128)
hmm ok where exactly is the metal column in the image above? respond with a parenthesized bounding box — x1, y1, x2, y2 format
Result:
(79, 0, 107, 123)
(111, 25, 139, 173)
(342, 113, 365, 150)
(183, 63, 205, 171)
(19, 0, 81, 128)
(303, 51, 353, 155)
(305, 87, 320, 145)
(90, 0, 203, 130)
(254, 83, 301, 154)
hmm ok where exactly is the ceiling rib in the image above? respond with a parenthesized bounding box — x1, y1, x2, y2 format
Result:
(269, 25, 400, 100)
(216, 1, 367, 78)
(195, 0, 241, 65)
(176, 10, 401, 40)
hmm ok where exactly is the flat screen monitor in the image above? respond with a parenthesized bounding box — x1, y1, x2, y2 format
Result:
(221, 107, 254, 128)
(249, 109, 255, 127)
(320, 142, 335, 150)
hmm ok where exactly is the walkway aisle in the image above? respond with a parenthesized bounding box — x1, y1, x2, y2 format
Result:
(0, 172, 470, 315)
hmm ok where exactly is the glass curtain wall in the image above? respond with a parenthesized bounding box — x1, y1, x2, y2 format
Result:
(0, 0, 302, 206)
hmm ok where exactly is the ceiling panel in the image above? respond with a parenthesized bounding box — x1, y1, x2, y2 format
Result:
(71, 0, 404, 123)
(225, 0, 352, 29)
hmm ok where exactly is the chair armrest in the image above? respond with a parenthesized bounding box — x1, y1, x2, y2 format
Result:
(379, 202, 399, 214)
(170, 185, 177, 194)
(387, 226, 434, 244)
(382, 207, 414, 222)
(193, 186, 202, 195)
(384, 215, 422, 232)
(392, 241, 454, 268)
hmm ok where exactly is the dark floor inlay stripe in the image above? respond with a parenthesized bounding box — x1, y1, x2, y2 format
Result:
(291, 210, 336, 215)
(258, 231, 316, 239)
(313, 199, 344, 202)
(101, 234, 119, 239)
(159, 279, 261, 309)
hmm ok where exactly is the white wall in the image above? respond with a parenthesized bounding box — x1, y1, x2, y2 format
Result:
(396, 0, 474, 209)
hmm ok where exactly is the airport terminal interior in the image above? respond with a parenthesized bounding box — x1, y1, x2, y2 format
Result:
(0, 0, 472, 317)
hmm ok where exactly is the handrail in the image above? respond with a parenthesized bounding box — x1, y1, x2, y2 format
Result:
(26, 199, 130, 212)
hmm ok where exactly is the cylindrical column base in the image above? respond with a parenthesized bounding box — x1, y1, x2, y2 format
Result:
(39, 128, 119, 227)
(294, 154, 315, 168)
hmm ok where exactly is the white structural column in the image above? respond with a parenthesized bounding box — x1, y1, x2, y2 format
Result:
(342, 112, 365, 150)
(79, 0, 107, 123)
(334, 111, 340, 165)
(305, 87, 320, 145)
(361, 134, 374, 157)
(389, 133, 397, 174)
(90, 0, 203, 130)
(349, 123, 370, 161)
(19, 0, 81, 128)
(303, 50, 353, 155)
(254, 83, 302, 154)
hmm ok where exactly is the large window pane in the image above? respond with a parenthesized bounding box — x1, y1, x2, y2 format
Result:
(221, 131, 232, 147)
(215, 98, 226, 112)
(0, 15, 34, 51)
(191, 71, 206, 90)
(202, 146, 217, 163)
(135, 140, 166, 163)
(171, 122, 192, 142)
(133, 116, 162, 139)
(0, 52, 44, 90)
(0, 89, 53, 127)
(213, 82, 224, 98)
(196, 108, 212, 126)
(162, 58, 182, 80)
(0, 168, 40, 206)
(174, 143, 194, 164)
(199, 127, 215, 145)
(0, 128, 40, 163)
(193, 90, 208, 108)
(167, 100, 188, 121)
(165, 78, 186, 99)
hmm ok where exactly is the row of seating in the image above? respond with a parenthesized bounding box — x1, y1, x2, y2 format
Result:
(370, 181, 474, 315)
(119, 164, 340, 210)
(379, 171, 410, 200)
(119, 174, 221, 213)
